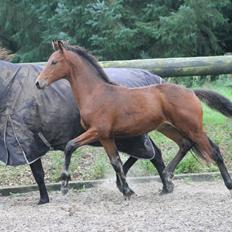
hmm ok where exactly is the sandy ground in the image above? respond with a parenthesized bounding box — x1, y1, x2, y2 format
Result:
(0, 179, 231, 232)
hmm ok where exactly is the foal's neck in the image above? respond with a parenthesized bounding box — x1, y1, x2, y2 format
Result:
(68, 57, 110, 108)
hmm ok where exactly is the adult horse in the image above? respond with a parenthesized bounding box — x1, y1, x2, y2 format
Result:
(36, 41, 232, 198)
(0, 60, 170, 204)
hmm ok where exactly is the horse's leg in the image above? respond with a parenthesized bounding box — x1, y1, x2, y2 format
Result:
(60, 128, 98, 194)
(100, 138, 134, 199)
(149, 139, 174, 194)
(30, 158, 49, 204)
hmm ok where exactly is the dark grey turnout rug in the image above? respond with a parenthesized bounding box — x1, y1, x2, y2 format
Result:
(0, 60, 163, 165)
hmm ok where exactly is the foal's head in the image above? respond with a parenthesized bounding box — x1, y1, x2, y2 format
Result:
(35, 41, 72, 89)
(36, 40, 115, 89)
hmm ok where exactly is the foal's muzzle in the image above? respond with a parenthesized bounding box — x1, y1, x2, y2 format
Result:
(35, 79, 48, 89)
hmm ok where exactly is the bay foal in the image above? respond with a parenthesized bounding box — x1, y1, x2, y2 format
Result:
(36, 41, 232, 198)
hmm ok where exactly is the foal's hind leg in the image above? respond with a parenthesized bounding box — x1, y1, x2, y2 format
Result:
(158, 124, 194, 193)
(101, 138, 134, 199)
(60, 128, 98, 195)
(208, 138, 232, 192)
(119, 140, 174, 194)
(186, 130, 232, 192)
(162, 139, 193, 192)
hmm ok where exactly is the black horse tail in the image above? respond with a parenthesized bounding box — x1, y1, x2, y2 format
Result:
(194, 89, 232, 117)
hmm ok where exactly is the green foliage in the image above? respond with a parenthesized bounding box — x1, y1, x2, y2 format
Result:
(88, 152, 109, 179)
(0, 0, 232, 62)
(175, 155, 202, 174)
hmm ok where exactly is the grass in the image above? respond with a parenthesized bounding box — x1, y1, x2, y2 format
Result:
(0, 78, 232, 186)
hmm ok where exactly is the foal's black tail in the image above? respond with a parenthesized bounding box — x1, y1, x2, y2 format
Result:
(194, 89, 232, 117)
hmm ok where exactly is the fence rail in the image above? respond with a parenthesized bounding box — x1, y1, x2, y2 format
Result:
(28, 55, 232, 77)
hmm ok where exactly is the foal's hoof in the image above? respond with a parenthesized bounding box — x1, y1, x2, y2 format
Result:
(38, 198, 49, 205)
(160, 182, 174, 195)
(60, 172, 71, 195)
(123, 188, 135, 200)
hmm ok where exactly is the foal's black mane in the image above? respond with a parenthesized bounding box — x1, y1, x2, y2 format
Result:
(66, 45, 117, 85)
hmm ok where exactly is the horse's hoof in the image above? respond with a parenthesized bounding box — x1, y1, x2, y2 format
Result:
(38, 198, 49, 205)
(123, 188, 135, 200)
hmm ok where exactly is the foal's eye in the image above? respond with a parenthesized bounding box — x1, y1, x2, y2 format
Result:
(51, 60, 58, 65)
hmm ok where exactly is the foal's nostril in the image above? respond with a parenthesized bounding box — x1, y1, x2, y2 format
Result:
(35, 81, 41, 89)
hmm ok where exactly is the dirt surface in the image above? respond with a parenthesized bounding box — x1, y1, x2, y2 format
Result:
(0, 180, 231, 232)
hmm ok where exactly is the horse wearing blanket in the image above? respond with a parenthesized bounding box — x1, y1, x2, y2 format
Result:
(0, 60, 172, 204)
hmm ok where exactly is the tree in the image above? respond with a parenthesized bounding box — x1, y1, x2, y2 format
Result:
(0, 0, 231, 62)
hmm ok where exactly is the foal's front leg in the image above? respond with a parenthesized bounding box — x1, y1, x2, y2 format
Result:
(60, 128, 98, 194)
(116, 157, 137, 194)
(101, 138, 135, 199)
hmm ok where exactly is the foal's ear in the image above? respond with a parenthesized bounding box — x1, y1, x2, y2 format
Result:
(52, 40, 59, 51)
(57, 40, 64, 54)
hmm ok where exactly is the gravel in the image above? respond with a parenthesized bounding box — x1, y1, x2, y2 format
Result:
(0, 180, 231, 232)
